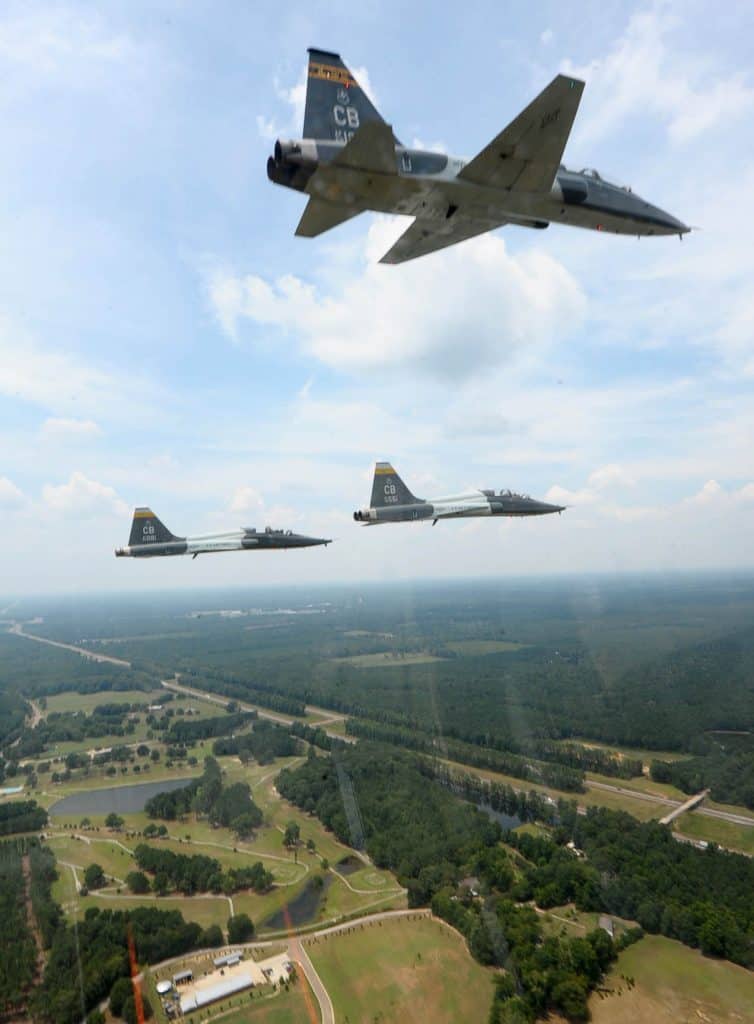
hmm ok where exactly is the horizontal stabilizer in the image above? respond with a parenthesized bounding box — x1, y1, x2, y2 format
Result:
(379, 216, 508, 265)
(333, 120, 397, 175)
(458, 74, 584, 193)
(295, 198, 364, 238)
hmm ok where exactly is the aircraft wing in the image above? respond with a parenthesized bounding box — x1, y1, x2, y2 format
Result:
(458, 74, 584, 193)
(295, 198, 364, 237)
(379, 216, 508, 265)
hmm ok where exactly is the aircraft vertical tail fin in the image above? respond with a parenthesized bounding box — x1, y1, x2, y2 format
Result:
(370, 462, 421, 508)
(304, 48, 397, 143)
(128, 508, 179, 547)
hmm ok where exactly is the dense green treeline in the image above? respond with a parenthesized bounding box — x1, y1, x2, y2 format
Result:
(31, 904, 220, 1024)
(278, 747, 625, 1021)
(0, 839, 36, 1016)
(213, 719, 299, 763)
(554, 805, 754, 967)
(346, 718, 586, 791)
(29, 843, 62, 948)
(430, 763, 563, 826)
(165, 709, 255, 743)
(179, 669, 306, 716)
(145, 756, 263, 835)
(277, 744, 502, 906)
(652, 743, 754, 809)
(133, 843, 272, 894)
(0, 800, 47, 836)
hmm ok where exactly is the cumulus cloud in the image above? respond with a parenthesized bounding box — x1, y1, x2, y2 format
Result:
(209, 220, 585, 378)
(40, 417, 102, 440)
(42, 471, 127, 517)
(563, 6, 754, 145)
(229, 486, 264, 513)
(587, 464, 636, 490)
(0, 476, 24, 508)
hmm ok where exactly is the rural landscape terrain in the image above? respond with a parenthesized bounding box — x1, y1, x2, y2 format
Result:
(2, 574, 754, 1023)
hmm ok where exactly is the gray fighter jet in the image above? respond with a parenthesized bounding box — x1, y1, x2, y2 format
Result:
(354, 463, 564, 525)
(268, 49, 689, 263)
(116, 508, 331, 559)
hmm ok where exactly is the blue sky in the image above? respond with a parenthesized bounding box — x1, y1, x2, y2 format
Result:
(1, 0, 753, 593)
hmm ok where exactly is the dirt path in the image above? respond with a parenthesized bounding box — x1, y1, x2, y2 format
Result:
(21, 853, 46, 983)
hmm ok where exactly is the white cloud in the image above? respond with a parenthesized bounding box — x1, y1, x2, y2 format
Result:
(40, 417, 102, 440)
(209, 219, 586, 378)
(42, 471, 127, 518)
(588, 464, 636, 490)
(230, 486, 264, 513)
(0, 476, 24, 508)
(540, 29, 554, 46)
(563, 6, 754, 146)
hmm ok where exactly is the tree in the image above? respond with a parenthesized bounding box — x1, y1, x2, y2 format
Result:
(126, 871, 150, 895)
(150, 749, 160, 762)
(201, 925, 223, 948)
(232, 812, 258, 839)
(227, 913, 255, 943)
(123, 992, 152, 1024)
(105, 812, 124, 830)
(109, 976, 133, 1017)
(136, 745, 149, 757)
(84, 863, 106, 891)
(283, 822, 300, 849)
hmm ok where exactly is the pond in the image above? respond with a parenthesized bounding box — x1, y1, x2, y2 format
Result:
(49, 777, 195, 817)
(263, 874, 333, 930)
(475, 800, 521, 831)
(334, 855, 363, 877)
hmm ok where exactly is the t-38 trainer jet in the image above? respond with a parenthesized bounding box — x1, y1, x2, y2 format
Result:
(354, 463, 565, 525)
(268, 48, 689, 263)
(116, 508, 331, 559)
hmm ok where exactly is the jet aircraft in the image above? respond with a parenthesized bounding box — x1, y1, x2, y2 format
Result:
(116, 508, 331, 559)
(268, 48, 689, 263)
(354, 463, 565, 525)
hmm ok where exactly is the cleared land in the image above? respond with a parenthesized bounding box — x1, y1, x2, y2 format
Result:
(589, 933, 754, 1023)
(445, 639, 526, 655)
(674, 810, 754, 855)
(308, 914, 495, 1024)
(329, 651, 447, 668)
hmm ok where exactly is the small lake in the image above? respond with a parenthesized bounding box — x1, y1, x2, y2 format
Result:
(263, 875, 333, 930)
(50, 777, 195, 817)
(475, 800, 521, 831)
(334, 855, 362, 877)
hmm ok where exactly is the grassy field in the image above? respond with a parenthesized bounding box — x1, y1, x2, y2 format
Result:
(43, 688, 165, 715)
(445, 639, 526, 655)
(308, 915, 495, 1024)
(589, 933, 754, 1023)
(43, 753, 405, 936)
(187, 975, 320, 1024)
(674, 811, 754, 855)
(442, 758, 666, 822)
(329, 652, 447, 668)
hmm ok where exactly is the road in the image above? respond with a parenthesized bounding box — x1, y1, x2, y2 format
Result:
(659, 789, 710, 825)
(9, 618, 754, 834)
(290, 939, 334, 1024)
(8, 621, 131, 667)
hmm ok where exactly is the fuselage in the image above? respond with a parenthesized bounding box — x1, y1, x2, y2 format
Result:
(354, 489, 565, 525)
(116, 527, 330, 558)
(269, 139, 688, 237)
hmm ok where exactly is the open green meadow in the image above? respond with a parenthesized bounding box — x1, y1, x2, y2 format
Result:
(589, 933, 754, 1023)
(445, 639, 526, 655)
(42, 688, 165, 715)
(674, 810, 754, 855)
(329, 651, 447, 668)
(308, 915, 496, 1024)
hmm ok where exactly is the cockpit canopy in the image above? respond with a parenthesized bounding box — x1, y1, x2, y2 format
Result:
(481, 489, 531, 499)
(560, 164, 632, 192)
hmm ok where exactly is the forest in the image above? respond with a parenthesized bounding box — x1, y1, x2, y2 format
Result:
(213, 719, 300, 763)
(0, 801, 47, 837)
(0, 838, 37, 1017)
(133, 843, 272, 894)
(145, 756, 263, 833)
(652, 739, 754, 808)
(32, 904, 222, 1024)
